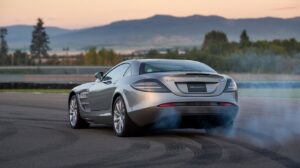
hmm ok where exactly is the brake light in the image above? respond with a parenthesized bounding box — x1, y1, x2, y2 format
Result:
(219, 102, 233, 106)
(158, 102, 177, 107)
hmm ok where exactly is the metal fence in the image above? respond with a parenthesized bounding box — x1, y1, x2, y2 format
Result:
(0, 66, 110, 74)
(0, 66, 110, 83)
(1, 66, 300, 88)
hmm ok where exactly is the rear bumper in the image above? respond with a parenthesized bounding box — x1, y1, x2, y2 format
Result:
(128, 104, 238, 128)
(123, 88, 238, 128)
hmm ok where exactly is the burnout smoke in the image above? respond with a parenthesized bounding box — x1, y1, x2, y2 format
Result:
(153, 108, 181, 129)
(216, 81, 300, 148)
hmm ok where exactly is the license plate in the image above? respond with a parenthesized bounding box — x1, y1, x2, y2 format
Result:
(187, 83, 207, 92)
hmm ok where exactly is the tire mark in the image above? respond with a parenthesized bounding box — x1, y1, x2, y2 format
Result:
(236, 128, 282, 152)
(0, 121, 18, 142)
(204, 127, 284, 164)
(64, 141, 151, 168)
(104, 136, 190, 167)
(0, 125, 79, 163)
(206, 134, 300, 168)
(146, 136, 190, 162)
(102, 134, 223, 168)
(183, 134, 223, 165)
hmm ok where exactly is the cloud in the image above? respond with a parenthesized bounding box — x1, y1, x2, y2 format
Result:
(272, 5, 299, 11)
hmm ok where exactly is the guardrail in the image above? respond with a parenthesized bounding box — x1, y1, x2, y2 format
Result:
(0, 82, 80, 89)
(1, 81, 300, 90)
(0, 66, 110, 74)
(238, 81, 300, 88)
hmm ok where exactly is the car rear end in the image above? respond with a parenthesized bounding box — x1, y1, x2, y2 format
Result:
(125, 60, 238, 129)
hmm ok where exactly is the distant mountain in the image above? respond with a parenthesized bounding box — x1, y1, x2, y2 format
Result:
(4, 25, 72, 50)
(3, 15, 300, 52)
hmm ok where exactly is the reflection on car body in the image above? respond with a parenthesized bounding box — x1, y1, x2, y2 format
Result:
(68, 59, 239, 137)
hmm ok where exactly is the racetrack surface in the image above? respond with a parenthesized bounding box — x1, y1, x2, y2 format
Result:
(0, 93, 300, 168)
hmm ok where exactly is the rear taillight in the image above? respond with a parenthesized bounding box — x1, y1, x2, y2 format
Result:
(225, 78, 237, 92)
(131, 79, 170, 92)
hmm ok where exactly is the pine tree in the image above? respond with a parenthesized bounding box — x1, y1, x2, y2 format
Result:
(30, 18, 50, 65)
(240, 29, 250, 48)
(0, 28, 9, 65)
(201, 30, 229, 55)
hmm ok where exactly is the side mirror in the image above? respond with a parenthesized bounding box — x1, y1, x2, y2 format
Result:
(94, 72, 104, 80)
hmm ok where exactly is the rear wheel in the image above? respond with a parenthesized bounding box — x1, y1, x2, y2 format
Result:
(69, 95, 89, 129)
(113, 96, 138, 137)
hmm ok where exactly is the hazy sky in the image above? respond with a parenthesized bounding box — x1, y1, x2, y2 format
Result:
(1, 0, 300, 29)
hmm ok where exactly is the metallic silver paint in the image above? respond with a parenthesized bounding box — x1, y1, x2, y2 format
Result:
(69, 59, 239, 128)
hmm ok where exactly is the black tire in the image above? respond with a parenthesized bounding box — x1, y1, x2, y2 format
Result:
(112, 96, 139, 137)
(69, 95, 89, 129)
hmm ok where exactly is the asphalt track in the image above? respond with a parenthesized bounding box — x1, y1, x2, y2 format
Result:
(1, 92, 300, 168)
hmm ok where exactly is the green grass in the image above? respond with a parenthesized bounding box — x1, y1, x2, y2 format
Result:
(0, 89, 69, 94)
(239, 88, 300, 99)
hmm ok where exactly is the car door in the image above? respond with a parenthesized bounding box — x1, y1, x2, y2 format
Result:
(88, 64, 130, 114)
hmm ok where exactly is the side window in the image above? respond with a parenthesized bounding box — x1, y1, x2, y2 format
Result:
(102, 64, 129, 83)
(123, 66, 132, 77)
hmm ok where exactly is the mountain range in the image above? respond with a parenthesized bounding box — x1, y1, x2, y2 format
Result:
(3, 15, 300, 53)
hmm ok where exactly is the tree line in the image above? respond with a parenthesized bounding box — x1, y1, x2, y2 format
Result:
(0, 18, 120, 66)
(84, 47, 120, 66)
(1, 19, 300, 73)
(0, 18, 50, 66)
(143, 30, 300, 74)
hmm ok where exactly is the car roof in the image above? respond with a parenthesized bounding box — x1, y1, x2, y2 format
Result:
(125, 59, 195, 64)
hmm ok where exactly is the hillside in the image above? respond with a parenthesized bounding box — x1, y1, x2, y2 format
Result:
(4, 15, 300, 52)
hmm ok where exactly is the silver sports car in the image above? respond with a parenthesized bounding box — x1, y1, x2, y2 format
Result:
(68, 59, 239, 136)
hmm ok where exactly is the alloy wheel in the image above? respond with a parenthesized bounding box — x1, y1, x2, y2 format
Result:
(69, 97, 78, 127)
(113, 99, 125, 134)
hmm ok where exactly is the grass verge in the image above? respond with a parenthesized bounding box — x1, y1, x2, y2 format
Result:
(0, 89, 69, 94)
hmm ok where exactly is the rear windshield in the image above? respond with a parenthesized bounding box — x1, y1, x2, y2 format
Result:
(139, 60, 216, 74)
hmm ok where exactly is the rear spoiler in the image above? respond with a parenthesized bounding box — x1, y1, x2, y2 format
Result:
(180, 72, 223, 78)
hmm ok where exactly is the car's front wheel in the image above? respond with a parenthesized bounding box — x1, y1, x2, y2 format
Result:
(113, 96, 138, 137)
(69, 95, 89, 129)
